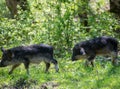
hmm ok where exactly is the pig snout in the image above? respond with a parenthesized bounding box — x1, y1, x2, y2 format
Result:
(0, 60, 7, 67)
(71, 55, 76, 61)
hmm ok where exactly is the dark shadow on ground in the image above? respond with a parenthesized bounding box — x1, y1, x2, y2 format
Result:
(0, 76, 38, 89)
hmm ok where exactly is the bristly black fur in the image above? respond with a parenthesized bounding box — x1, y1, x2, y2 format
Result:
(72, 36, 118, 66)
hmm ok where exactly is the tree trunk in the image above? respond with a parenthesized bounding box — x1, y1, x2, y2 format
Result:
(110, 0, 120, 17)
(78, 0, 90, 32)
(5, 0, 30, 18)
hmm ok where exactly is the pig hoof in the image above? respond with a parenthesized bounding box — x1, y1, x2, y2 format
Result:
(56, 71, 59, 73)
(56, 69, 59, 72)
(8, 72, 12, 75)
(45, 71, 49, 73)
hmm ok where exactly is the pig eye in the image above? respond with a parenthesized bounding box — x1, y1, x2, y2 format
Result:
(2, 54, 12, 61)
(79, 50, 83, 55)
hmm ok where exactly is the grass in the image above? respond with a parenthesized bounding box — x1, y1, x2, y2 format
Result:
(0, 0, 120, 88)
(0, 57, 120, 89)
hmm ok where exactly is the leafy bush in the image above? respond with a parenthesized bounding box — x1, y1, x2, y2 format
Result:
(0, 0, 119, 54)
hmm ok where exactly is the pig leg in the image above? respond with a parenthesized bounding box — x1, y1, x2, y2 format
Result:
(45, 62, 50, 72)
(111, 51, 118, 66)
(85, 60, 89, 67)
(51, 59, 59, 72)
(85, 55, 95, 67)
(9, 64, 20, 74)
(23, 59, 30, 75)
(90, 60, 95, 67)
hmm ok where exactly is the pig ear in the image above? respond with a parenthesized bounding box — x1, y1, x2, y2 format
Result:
(80, 48, 86, 55)
(1, 47, 6, 53)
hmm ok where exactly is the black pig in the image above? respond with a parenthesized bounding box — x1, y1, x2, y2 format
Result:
(72, 36, 118, 67)
(0, 44, 59, 74)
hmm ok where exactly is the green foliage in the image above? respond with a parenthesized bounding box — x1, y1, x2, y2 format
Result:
(0, 0, 119, 51)
(0, 0, 120, 89)
(0, 59, 120, 89)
